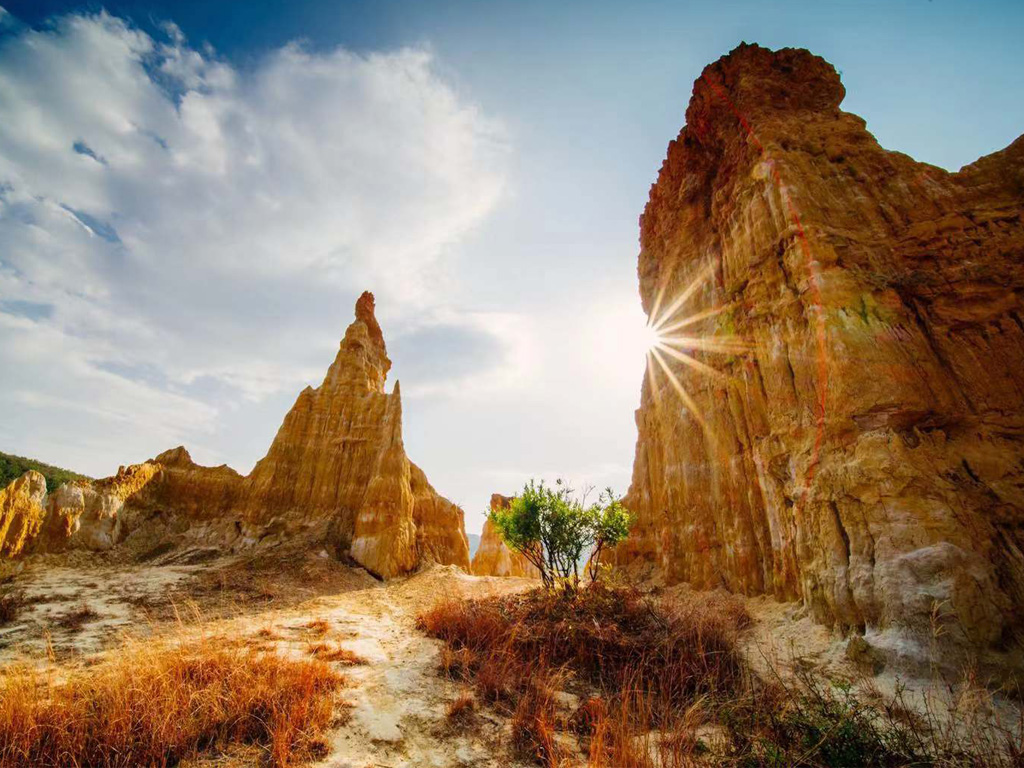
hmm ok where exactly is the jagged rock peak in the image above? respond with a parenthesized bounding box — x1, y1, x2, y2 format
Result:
(153, 446, 194, 467)
(355, 290, 386, 351)
(689, 43, 844, 122)
(325, 290, 392, 394)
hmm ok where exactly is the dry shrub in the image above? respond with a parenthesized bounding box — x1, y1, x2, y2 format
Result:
(419, 585, 1021, 767)
(306, 643, 367, 666)
(418, 584, 749, 765)
(511, 668, 571, 766)
(0, 633, 344, 768)
(305, 618, 330, 637)
(446, 690, 476, 724)
(419, 584, 748, 720)
(257, 626, 281, 640)
(54, 601, 99, 631)
(0, 588, 21, 625)
(439, 646, 476, 680)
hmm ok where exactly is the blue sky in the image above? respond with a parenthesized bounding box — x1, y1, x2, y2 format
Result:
(1, 0, 1021, 533)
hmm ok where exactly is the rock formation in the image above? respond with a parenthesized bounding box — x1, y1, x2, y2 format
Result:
(0, 463, 156, 557)
(610, 43, 1024, 656)
(471, 494, 541, 578)
(0, 470, 47, 557)
(1, 292, 471, 578)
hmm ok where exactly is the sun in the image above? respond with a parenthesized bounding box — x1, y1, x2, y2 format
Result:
(640, 322, 663, 353)
(640, 263, 749, 427)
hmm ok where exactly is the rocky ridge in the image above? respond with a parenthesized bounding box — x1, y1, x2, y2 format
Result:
(609, 43, 1024, 661)
(0, 293, 470, 578)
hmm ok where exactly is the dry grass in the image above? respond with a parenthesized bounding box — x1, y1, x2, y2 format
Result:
(0, 632, 344, 768)
(419, 584, 1024, 767)
(446, 689, 477, 724)
(418, 584, 749, 765)
(0, 588, 21, 625)
(305, 642, 367, 666)
(53, 601, 99, 632)
(305, 618, 330, 636)
(257, 626, 282, 640)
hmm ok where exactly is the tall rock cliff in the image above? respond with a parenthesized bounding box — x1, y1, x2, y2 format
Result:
(0, 470, 47, 557)
(611, 44, 1024, 654)
(2, 292, 470, 578)
(472, 494, 541, 578)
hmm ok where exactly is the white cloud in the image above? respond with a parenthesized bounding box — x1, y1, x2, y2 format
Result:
(0, 10, 508, 474)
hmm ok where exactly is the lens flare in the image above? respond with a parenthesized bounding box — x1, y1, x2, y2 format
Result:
(640, 322, 662, 351)
(642, 263, 748, 429)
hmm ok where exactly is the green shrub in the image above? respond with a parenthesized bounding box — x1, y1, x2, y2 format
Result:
(489, 479, 631, 590)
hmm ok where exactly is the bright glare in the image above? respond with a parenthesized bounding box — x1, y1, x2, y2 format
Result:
(641, 323, 662, 353)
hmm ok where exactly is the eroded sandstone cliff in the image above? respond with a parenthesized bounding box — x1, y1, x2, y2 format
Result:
(610, 44, 1024, 656)
(471, 494, 541, 578)
(1, 293, 470, 577)
(0, 470, 47, 557)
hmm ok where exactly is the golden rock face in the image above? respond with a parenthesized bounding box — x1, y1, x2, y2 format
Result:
(0, 470, 47, 557)
(471, 494, 540, 578)
(2, 292, 470, 578)
(610, 44, 1024, 651)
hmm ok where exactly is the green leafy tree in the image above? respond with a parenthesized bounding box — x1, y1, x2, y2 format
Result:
(489, 479, 632, 591)
(0, 451, 90, 493)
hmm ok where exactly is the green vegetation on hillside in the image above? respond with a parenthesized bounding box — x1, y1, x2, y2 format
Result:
(0, 450, 90, 493)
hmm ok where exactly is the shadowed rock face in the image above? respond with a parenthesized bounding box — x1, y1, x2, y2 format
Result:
(471, 494, 541, 578)
(610, 43, 1024, 654)
(2, 292, 470, 578)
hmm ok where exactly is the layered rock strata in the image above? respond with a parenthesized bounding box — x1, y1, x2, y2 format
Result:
(610, 44, 1024, 654)
(1, 293, 470, 577)
(471, 494, 541, 578)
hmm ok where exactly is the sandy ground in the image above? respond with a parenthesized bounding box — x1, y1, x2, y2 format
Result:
(0, 556, 535, 767)
(2, 556, 1019, 766)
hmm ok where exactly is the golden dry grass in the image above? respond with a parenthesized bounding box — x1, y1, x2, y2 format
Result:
(305, 618, 330, 637)
(305, 642, 367, 666)
(0, 633, 344, 768)
(446, 689, 476, 724)
(418, 584, 750, 766)
(418, 584, 1024, 767)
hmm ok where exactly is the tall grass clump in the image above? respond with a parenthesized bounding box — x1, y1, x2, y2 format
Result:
(420, 584, 1024, 767)
(0, 586, 21, 625)
(0, 634, 344, 768)
(419, 584, 752, 764)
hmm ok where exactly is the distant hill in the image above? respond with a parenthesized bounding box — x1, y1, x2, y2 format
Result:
(467, 533, 480, 558)
(0, 450, 91, 493)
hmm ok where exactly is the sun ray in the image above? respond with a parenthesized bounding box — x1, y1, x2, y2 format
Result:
(645, 352, 664, 412)
(659, 334, 750, 355)
(655, 303, 735, 335)
(654, 341, 729, 381)
(648, 272, 672, 329)
(652, 263, 715, 332)
(650, 347, 706, 429)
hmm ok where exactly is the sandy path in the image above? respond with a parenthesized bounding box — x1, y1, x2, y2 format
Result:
(1, 557, 535, 767)
(297, 566, 532, 768)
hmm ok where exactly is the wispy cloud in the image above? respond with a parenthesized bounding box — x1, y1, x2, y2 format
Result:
(0, 10, 508, 473)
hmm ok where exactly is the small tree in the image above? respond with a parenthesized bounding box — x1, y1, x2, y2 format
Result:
(489, 479, 632, 591)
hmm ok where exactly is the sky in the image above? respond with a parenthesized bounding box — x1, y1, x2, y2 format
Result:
(0, 0, 1022, 534)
